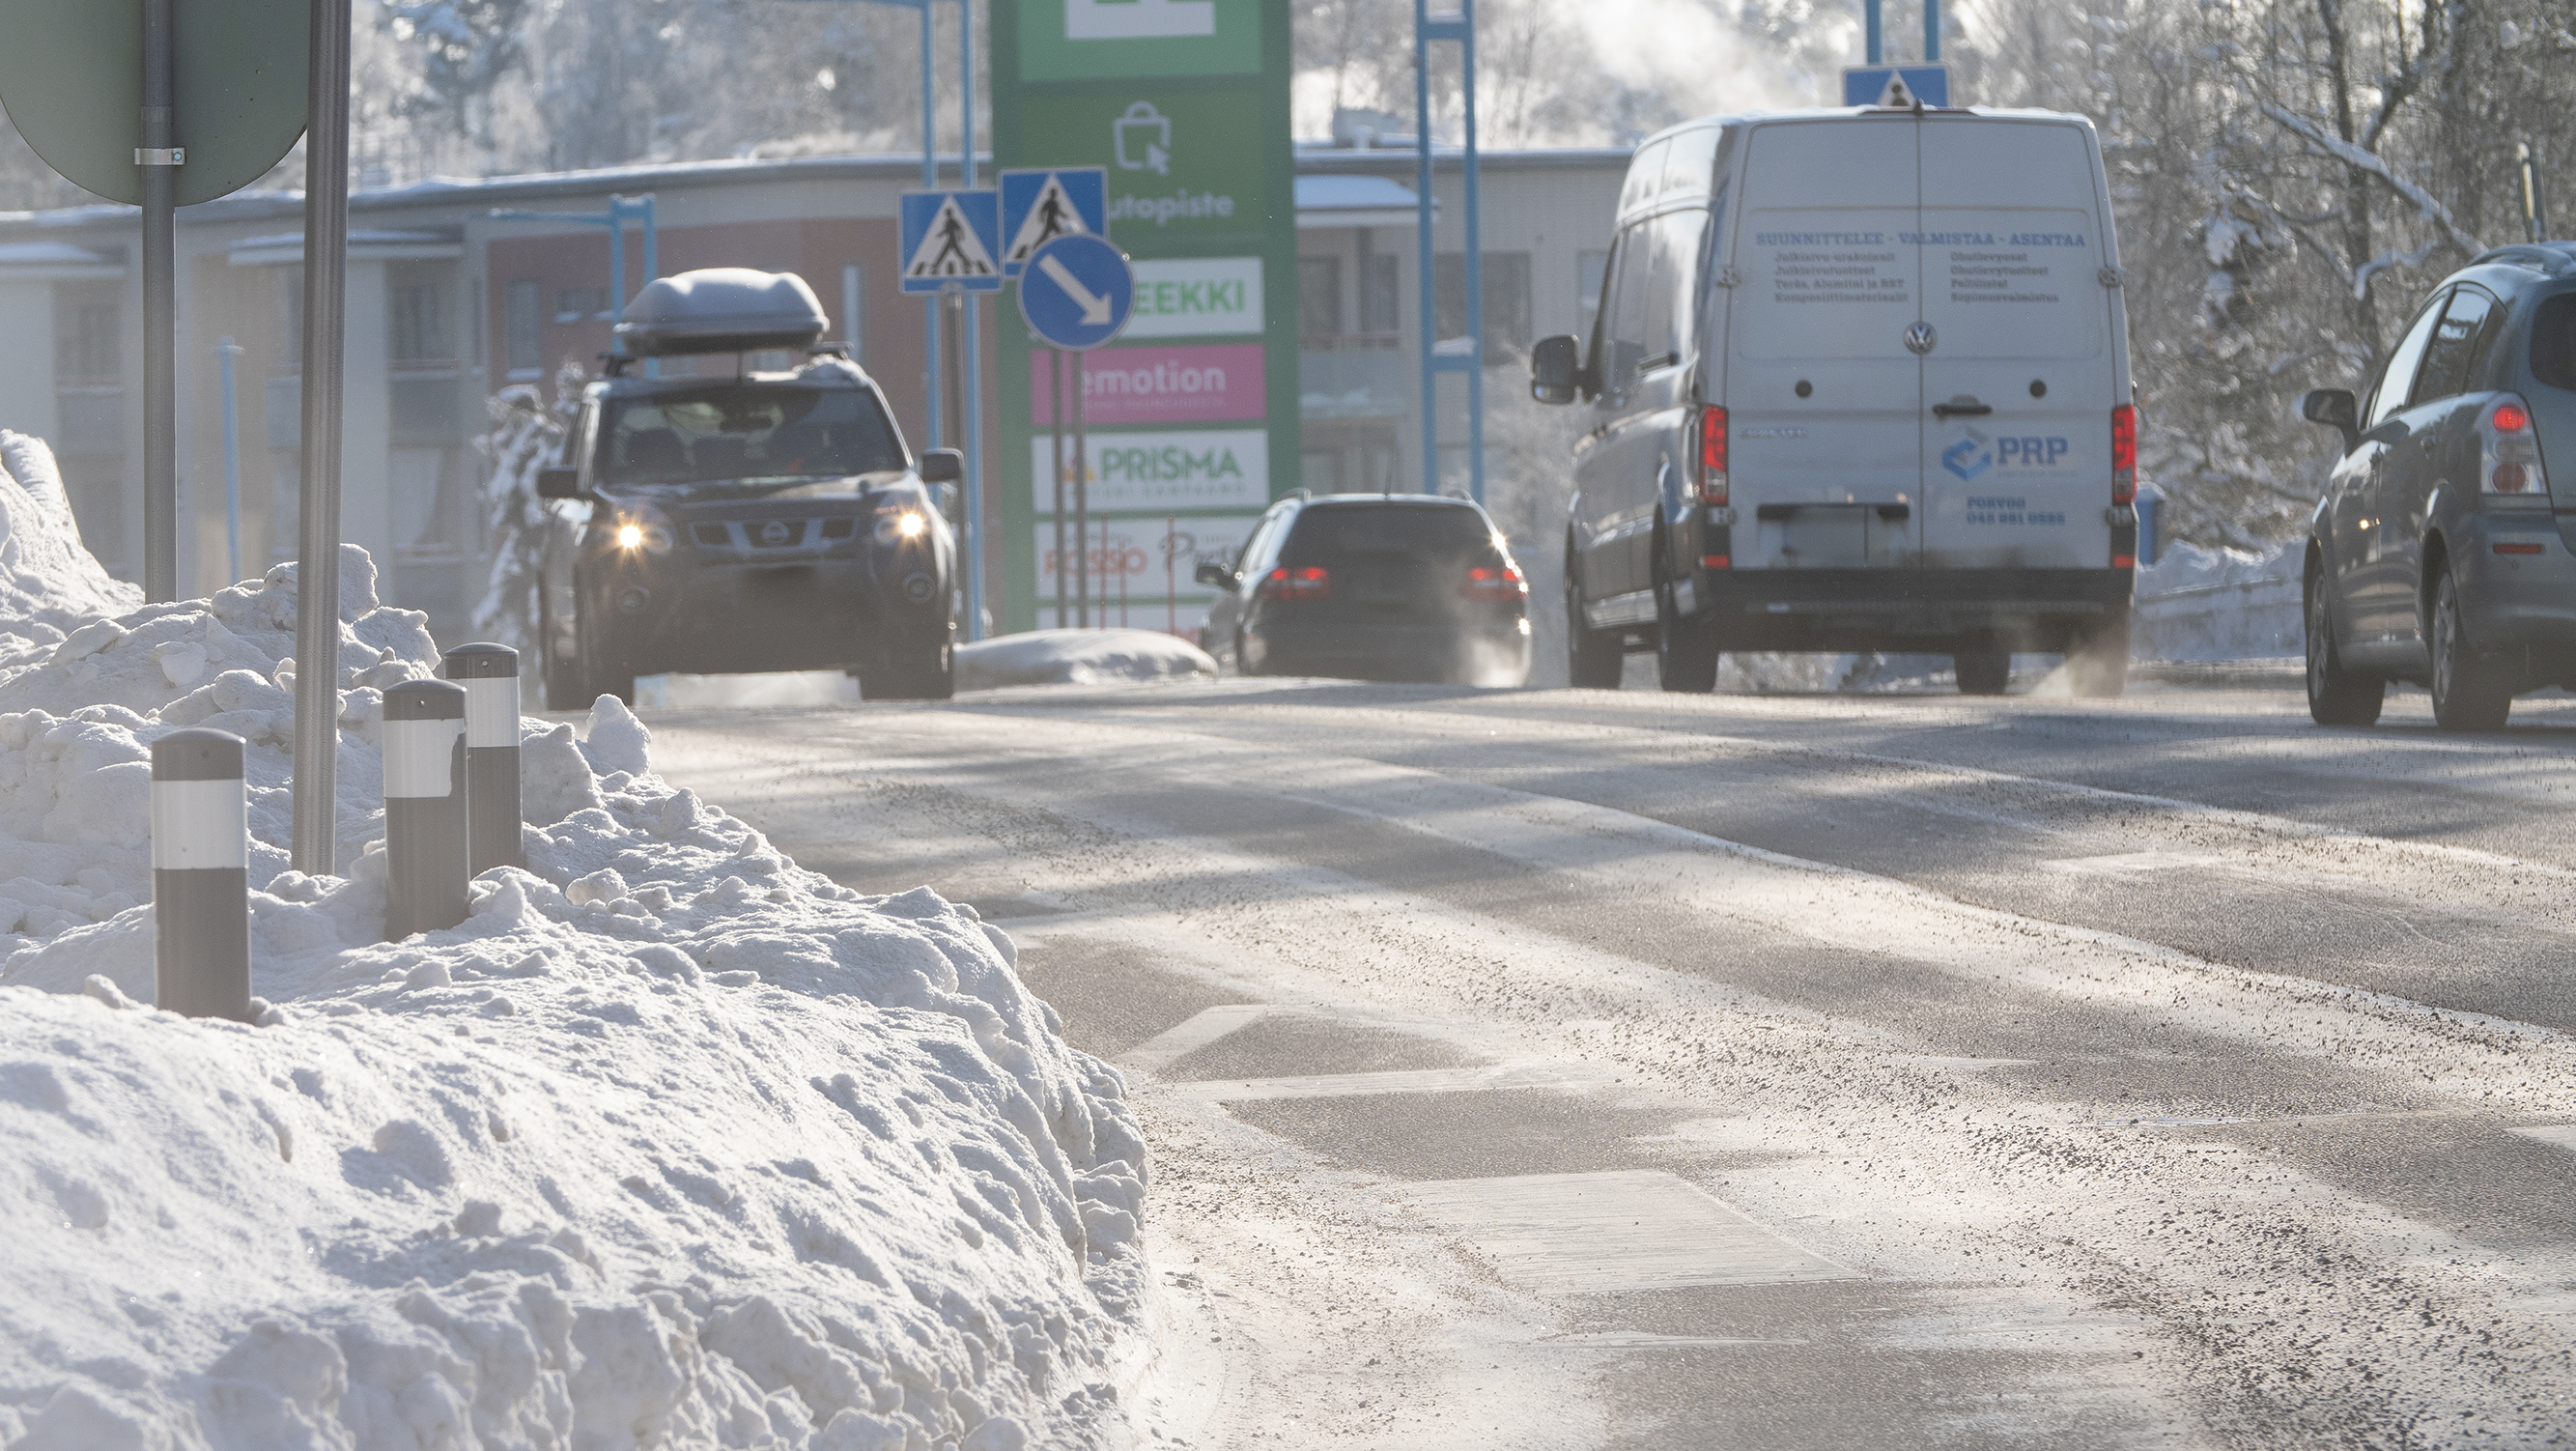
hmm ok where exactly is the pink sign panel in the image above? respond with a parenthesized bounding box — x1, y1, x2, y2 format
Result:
(1031, 344, 1266, 426)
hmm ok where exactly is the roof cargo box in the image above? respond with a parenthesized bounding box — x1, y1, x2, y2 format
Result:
(614, 268, 829, 357)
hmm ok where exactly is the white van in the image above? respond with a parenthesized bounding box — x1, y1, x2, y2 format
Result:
(1530, 106, 2137, 695)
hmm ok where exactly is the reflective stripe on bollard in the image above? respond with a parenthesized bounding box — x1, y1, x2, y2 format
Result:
(382, 680, 468, 940)
(151, 727, 252, 1021)
(442, 642, 524, 874)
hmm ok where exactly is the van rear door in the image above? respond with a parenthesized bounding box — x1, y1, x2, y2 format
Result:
(1913, 119, 2117, 571)
(1728, 120, 1922, 570)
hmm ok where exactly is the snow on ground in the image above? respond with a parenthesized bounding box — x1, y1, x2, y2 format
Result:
(634, 670, 863, 711)
(0, 435, 1147, 1449)
(2133, 539, 2302, 663)
(956, 631, 1215, 694)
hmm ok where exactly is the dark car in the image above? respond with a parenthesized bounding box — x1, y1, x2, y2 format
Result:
(534, 270, 958, 708)
(1195, 493, 1531, 684)
(2300, 242, 2576, 730)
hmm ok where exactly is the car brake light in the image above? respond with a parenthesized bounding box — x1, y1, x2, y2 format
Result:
(2483, 394, 2548, 497)
(2110, 404, 2137, 505)
(1464, 564, 1527, 601)
(1259, 565, 1329, 601)
(1687, 405, 1728, 506)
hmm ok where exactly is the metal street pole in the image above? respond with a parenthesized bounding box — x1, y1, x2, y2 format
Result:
(139, 0, 177, 602)
(1051, 347, 1066, 628)
(1073, 349, 1088, 627)
(1924, 0, 1939, 62)
(959, 0, 984, 640)
(1866, 0, 1882, 64)
(291, 0, 353, 875)
(920, 0, 941, 450)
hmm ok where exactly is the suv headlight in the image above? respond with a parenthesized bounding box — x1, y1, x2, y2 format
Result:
(874, 504, 930, 545)
(606, 501, 677, 555)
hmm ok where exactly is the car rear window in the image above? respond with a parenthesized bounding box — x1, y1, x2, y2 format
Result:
(1282, 503, 1498, 563)
(596, 384, 905, 486)
(2533, 294, 2576, 392)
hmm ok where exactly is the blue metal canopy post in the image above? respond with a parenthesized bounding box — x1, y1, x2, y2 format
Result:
(1416, 0, 1483, 501)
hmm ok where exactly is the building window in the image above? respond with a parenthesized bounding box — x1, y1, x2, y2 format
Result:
(53, 285, 120, 384)
(504, 280, 541, 373)
(556, 286, 609, 323)
(1297, 256, 1343, 343)
(389, 267, 453, 368)
(281, 266, 304, 372)
(1361, 253, 1400, 336)
(1436, 251, 1533, 364)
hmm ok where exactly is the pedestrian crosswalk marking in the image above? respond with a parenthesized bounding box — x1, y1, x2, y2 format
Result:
(904, 194, 998, 281)
(1005, 172, 1089, 268)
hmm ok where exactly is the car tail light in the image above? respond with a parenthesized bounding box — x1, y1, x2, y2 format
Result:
(1464, 563, 1527, 601)
(1686, 405, 1728, 505)
(2483, 393, 2549, 497)
(2110, 404, 2137, 505)
(1259, 565, 1329, 601)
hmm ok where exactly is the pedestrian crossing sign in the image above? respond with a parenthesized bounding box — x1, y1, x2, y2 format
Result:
(899, 189, 1003, 294)
(999, 168, 1109, 276)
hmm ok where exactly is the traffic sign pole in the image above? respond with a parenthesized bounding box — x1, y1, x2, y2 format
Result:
(139, 0, 175, 602)
(1050, 348, 1066, 628)
(1074, 349, 1088, 627)
(292, 0, 351, 876)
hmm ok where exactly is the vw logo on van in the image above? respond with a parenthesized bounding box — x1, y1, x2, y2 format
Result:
(1904, 321, 1939, 356)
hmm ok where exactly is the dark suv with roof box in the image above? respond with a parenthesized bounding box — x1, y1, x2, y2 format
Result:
(534, 269, 960, 707)
(2300, 242, 2576, 730)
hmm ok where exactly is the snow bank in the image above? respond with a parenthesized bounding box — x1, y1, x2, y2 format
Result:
(956, 630, 1215, 693)
(2133, 539, 2301, 662)
(0, 435, 1147, 1449)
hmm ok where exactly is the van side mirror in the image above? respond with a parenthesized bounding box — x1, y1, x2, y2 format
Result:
(918, 448, 963, 483)
(1530, 334, 1582, 406)
(1193, 561, 1234, 589)
(535, 467, 581, 499)
(2301, 388, 2359, 451)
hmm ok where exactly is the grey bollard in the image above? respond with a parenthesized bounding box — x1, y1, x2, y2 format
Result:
(382, 680, 469, 939)
(442, 642, 524, 874)
(151, 727, 253, 1021)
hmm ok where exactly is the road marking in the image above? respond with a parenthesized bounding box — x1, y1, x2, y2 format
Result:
(1162, 1063, 1617, 1102)
(1402, 1170, 1861, 1293)
(1119, 1004, 1274, 1074)
(2508, 1124, 2576, 1153)
(1538, 1332, 1808, 1350)
(2043, 850, 2221, 874)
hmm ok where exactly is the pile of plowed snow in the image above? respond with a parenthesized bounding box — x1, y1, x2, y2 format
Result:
(956, 629, 1214, 693)
(0, 434, 1146, 1449)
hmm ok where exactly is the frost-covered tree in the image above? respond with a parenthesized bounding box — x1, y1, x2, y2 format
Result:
(470, 360, 582, 654)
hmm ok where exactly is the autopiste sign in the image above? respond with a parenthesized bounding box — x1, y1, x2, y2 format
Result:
(993, 0, 1295, 634)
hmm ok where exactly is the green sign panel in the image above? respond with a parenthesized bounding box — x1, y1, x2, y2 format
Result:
(994, 0, 1297, 637)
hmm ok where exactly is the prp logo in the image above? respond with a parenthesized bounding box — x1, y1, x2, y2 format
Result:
(1941, 428, 1992, 481)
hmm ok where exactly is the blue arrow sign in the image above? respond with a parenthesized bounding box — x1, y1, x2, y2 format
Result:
(1842, 64, 1950, 107)
(999, 168, 1108, 276)
(899, 189, 1003, 295)
(1017, 234, 1134, 352)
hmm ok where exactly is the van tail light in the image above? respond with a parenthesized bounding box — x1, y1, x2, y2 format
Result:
(1686, 405, 1728, 505)
(1464, 563, 1528, 602)
(1259, 565, 1329, 601)
(2110, 404, 2137, 505)
(2482, 393, 2549, 497)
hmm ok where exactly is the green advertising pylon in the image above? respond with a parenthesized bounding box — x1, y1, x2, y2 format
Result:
(992, 0, 1299, 637)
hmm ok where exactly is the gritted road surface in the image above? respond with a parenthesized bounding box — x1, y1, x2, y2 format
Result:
(651, 676, 2576, 1449)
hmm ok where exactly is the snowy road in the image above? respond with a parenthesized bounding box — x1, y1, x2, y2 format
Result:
(650, 679, 2576, 1447)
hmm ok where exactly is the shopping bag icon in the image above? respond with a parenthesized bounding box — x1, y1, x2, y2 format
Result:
(1114, 101, 1172, 176)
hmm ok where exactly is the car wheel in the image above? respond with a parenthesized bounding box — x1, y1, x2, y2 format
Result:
(1654, 559, 1718, 694)
(2304, 575, 2383, 726)
(575, 601, 635, 708)
(863, 625, 956, 701)
(1566, 566, 1623, 690)
(1953, 649, 2011, 696)
(2064, 609, 2131, 697)
(2429, 566, 2511, 731)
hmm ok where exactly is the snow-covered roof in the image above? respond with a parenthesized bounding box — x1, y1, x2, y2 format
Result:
(1295, 174, 1430, 230)
(226, 229, 464, 267)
